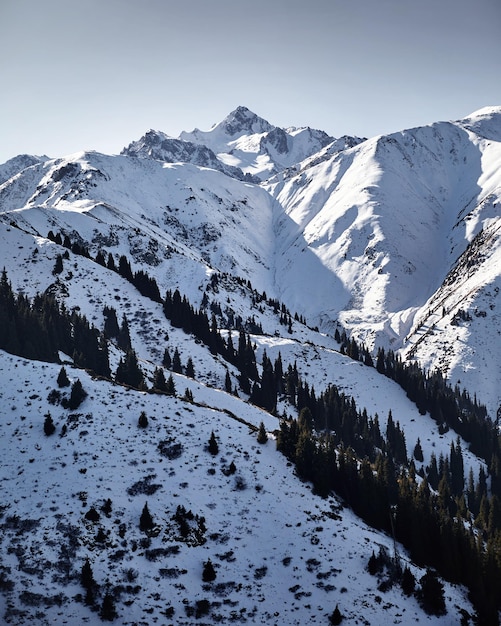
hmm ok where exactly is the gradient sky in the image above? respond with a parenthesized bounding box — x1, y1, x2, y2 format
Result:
(0, 0, 500, 163)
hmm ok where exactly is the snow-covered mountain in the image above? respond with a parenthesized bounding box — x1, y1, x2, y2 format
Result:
(0, 106, 499, 416)
(179, 105, 346, 180)
(267, 106, 501, 417)
(0, 105, 500, 625)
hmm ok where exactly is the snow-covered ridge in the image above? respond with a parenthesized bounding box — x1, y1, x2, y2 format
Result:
(0, 105, 500, 416)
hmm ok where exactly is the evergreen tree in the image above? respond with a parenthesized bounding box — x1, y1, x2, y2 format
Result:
(81, 557, 96, 590)
(81, 558, 97, 606)
(427, 453, 439, 490)
(117, 314, 131, 351)
(95, 250, 106, 266)
(401, 566, 416, 596)
(450, 437, 464, 497)
(102, 498, 112, 517)
(172, 347, 182, 374)
(139, 502, 154, 532)
(185, 357, 195, 379)
(152, 367, 167, 392)
(118, 254, 133, 282)
(100, 590, 117, 621)
(165, 374, 176, 396)
(202, 558, 216, 582)
(138, 411, 148, 428)
(208, 431, 219, 455)
(67, 379, 87, 410)
(103, 306, 120, 340)
(96, 333, 111, 378)
(52, 254, 63, 275)
(329, 605, 343, 625)
(43, 412, 56, 436)
(106, 253, 116, 271)
(115, 350, 144, 389)
(162, 347, 172, 369)
(418, 569, 446, 616)
(224, 370, 232, 393)
(57, 366, 70, 388)
(367, 551, 380, 575)
(257, 421, 268, 444)
(413, 437, 424, 462)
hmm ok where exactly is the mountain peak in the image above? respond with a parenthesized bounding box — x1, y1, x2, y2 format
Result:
(218, 105, 273, 137)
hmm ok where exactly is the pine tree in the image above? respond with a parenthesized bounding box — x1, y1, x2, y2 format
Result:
(117, 314, 131, 351)
(413, 437, 424, 462)
(401, 566, 416, 596)
(96, 333, 111, 378)
(43, 412, 56, 436)
(329, 605, 343, 625)
(450, 437, 464, 497)
(185, 357, 195, 379)
(138, 411, 148, 428)
(418, 569, 446, 616)
(67, 379, 87, 410)
(202, 558, 216, 582)
(52, 254, 64, 275)
(208, 431, 219, 455)
(103, 306, 120, 339)
(162, 348, 172, 369)
(57, 366, 70, 388)
(102, 498, 112, 517)
(95, 250, 106, 266)
(152, 367, 167, 392)
(100, 590, 117, 621)
(106, 253, 116, 272)
(165, 374, 176, 396)
(139, 502, 154, 532)
(172, 347, 182, 374)
(81, 558, 96, 605)
(257, 421, 268, 444)
(225, 370, 232, 393)
(118, 254, 133, 282)
(115, 350, 144, 389)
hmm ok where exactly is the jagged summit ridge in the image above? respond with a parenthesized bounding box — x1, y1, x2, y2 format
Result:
(176, 105, 338, 180)
(121, 129, 256, 182)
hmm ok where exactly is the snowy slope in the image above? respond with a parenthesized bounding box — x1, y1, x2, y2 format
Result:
(0, 334, 475, 626)
(0, 151, 277, 299)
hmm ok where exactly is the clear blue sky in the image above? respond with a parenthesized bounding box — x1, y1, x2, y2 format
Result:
(1, 0, 500, 163)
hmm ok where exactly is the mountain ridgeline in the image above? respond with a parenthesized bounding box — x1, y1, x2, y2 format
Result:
(0, 105, 500, 625)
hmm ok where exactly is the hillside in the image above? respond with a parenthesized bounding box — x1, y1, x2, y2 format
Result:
(0, 106, 500, 625)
